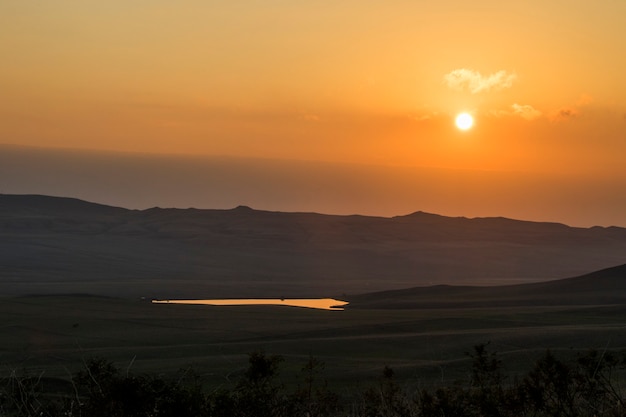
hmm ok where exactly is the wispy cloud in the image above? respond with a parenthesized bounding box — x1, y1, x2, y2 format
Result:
(552, 108, 579, 120)
(549, 94, 593, 121)
(444, 69, 517, 94)
(490, 103, 542, 120)
(511, 103, 542, 120)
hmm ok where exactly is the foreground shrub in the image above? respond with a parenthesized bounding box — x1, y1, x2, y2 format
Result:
(75, 357, 210, 417)
(1, 347, 625, 416)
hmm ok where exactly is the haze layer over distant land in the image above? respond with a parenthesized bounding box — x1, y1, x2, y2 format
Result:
(2, 144, 626, 228)
(2, 194, 626, 299)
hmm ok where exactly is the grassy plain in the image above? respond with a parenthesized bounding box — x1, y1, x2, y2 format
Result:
(1, 295, 625, 392)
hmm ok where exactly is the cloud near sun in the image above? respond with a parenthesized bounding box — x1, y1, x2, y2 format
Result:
(511, 103, 542, 120)
(444, 69, 517, 94)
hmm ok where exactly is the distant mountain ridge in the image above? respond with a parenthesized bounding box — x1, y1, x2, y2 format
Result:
(2, 194, 626, 298)
(2, 193, 622, 238)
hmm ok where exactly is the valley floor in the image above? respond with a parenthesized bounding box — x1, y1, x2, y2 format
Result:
(1, 295, 625, 389)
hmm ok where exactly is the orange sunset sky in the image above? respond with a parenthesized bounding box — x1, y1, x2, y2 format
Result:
(1, 1, 626, 226)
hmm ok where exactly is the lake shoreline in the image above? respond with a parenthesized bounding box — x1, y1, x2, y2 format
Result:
(152, 298, 349, 311)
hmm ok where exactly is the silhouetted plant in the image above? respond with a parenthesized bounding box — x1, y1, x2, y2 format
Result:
(522, 350, 578, 417)
(417, 386, 468, 417)
(467, 342, 505, 417)
(0, 369, 58, 417)
(230, 350, 291, 417)
(292, 355, 341, 417)
(2, 347, 626, 416)
(244, 350, 283, 389)
(575, 349, 626, 417)
(74, 357, 210, 417)
(469, 342, 502, 389)
(358, 365, 414, 417)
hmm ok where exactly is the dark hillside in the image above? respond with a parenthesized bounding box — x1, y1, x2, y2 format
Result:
(2, 194, 626, 298)
(347, 263, 626, 308)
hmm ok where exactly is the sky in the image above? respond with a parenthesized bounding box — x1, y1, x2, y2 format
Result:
(1, 1, 626, 226)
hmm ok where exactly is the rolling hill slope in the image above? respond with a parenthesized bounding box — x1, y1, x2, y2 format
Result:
(347, 263, 626, 308)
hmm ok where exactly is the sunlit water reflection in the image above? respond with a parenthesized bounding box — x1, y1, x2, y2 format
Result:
(152, 298, 349, 311)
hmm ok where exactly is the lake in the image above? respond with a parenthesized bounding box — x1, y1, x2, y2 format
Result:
(152, 298, 349, 311)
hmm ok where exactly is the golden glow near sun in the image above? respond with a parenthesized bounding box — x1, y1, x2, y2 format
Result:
(455, 113, 474, 130)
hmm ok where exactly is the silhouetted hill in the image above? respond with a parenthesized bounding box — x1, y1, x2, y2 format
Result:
(2, 194, 626, 298)
(347, 264, 626, 308)
(0, 193, 126, 216)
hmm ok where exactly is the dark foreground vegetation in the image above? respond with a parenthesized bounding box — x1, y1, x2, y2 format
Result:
(2, 345, 626, 417)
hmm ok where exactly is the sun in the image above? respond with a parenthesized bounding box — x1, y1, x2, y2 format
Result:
(455, 112, 474, 130)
